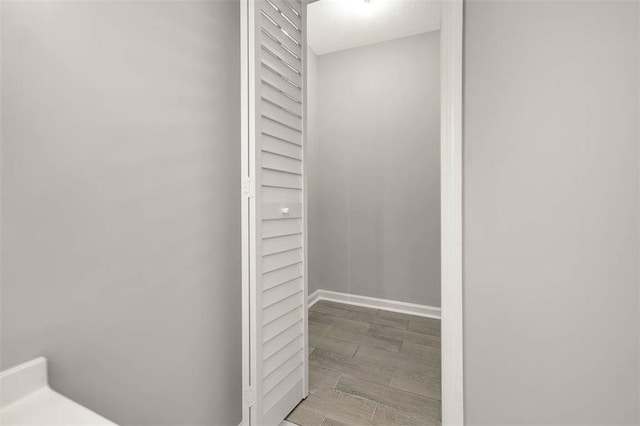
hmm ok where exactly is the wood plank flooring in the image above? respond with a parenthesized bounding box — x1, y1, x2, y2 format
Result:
(285, 300, 441, 426)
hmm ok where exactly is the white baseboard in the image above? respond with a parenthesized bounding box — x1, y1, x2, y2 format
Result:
(307, 288, 321, 308)
(239, 420, 296, 426)
(308, 289, 441, 320)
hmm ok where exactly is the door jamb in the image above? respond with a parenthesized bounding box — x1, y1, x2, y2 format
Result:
(440, 0, 465, 424)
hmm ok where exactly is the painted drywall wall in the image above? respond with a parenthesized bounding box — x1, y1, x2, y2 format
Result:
(307, 45, 319, 247)
(0, 1, 242, 425)
(308, 32, 441, 307)
(463, 1, 640, 424)
(307, 46, 321, 302)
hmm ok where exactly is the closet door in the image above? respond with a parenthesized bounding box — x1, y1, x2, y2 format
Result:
(241, 0, 308, 425)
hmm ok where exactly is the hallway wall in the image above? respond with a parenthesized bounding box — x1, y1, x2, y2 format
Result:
(307, 32, 441, 307)
(0, 1, 241, 424)
(463, 1, 640, 423)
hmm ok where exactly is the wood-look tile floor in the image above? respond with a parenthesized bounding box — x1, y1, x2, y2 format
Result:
(285, 300, 441, 426)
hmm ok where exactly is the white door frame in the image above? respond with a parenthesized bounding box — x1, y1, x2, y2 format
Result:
(241, 0, 464, 423)
(440, 0, 464, 424)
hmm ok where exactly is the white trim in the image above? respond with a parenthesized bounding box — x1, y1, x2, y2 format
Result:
(308, 289, 441, 320)
(440, 0, 464, 424)
(241, 0, 266, 423)
(238, 421, 297, 426)
(301, 0, 310, 400)
(308, 289, 322, 309)
(238, 420, 297, 426)
(240, 1, 250, 424)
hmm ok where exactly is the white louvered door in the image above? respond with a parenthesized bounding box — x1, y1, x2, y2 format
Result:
(241, 0, 308, 424)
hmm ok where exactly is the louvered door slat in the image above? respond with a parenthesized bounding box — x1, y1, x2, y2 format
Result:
(278, 0, 301, 17)
(269, 0, 301, 29)
(262, 116, 302, 145)
(262, 35, 302, 69)
(263, 149, 301, 169)
(263, 350, 303, 395)
(261, 4, 301, 44)
(263, 186, 302, 204)
(263, 170, 302, 190)
(263, 218, 302, 237)
(263, 306, 302, 342)
(263, 135, 302, 160)
(262, 100, 302, 131)
(262, 63, 302, 102)
(262, 248, 303, 273)
(261, 52, 301, 87)
(261, 27, 301, 62)
(263, 290, 303, 323)
(262, 83, 302, 116)
(263, 363, 304, 411)
(263, 233, 303, 255)
(263, 262, 302, 291)
(264, 334, 303, 376)
(263, 320, 303, 359)
(263, 277, 304, 306)
(260, 24, 301, 67)
(262, 151, 302, 174)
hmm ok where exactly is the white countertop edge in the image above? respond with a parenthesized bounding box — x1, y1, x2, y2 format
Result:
(0, 358, 117, 426)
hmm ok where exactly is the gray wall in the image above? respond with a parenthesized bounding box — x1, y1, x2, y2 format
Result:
(0, 1, 242, 425)
(3, 1, 640, 425)
(308, 32, 441, 307)
(463, 1, 640, 424)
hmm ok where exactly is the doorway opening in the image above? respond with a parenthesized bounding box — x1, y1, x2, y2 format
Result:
(287, 1, 442, 423)
(240, 0, 463, 424)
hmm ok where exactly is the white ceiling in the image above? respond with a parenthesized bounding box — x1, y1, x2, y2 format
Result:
(307, 0, 440, 56)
